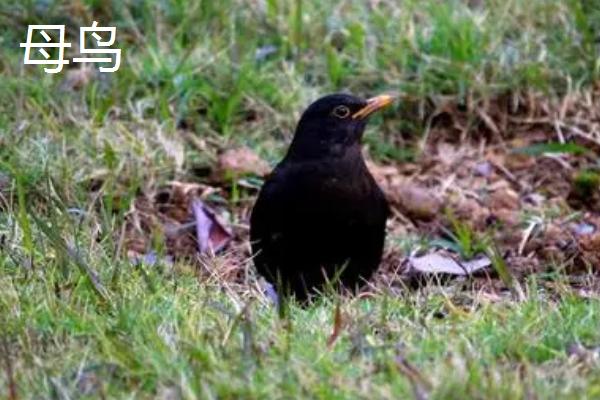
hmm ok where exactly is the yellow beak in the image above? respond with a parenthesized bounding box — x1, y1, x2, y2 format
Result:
(352, 94, 396, 119)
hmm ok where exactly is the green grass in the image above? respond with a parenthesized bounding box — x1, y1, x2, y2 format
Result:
(2, 268, 600, 399)
(1, 0, 600, 398)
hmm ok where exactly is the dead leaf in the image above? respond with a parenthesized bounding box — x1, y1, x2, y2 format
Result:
(408, 253, 491, 276)
(214, 147, 270, 181)
(192, 199, 232, 254)
(437, 142, 461, 166)
(263, 281, 279, 306)
(491, 208, 520, 227)
(579, 232, 600, 269)
(488, 187, 520, 211)
(366, 161, 442, 221)
(125, 182, 232, 260)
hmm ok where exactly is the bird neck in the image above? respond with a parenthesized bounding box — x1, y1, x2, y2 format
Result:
(285, 140, 362, 163)
(286, 121, 363, 162)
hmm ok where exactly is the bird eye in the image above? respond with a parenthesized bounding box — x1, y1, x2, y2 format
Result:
(332, 105, 350, 119)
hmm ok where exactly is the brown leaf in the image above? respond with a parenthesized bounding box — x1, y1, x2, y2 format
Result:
(579, 232, 600, 269)
(491, 208, 521, 227)
(214, 147, 270, 180)
(191, 199, 232, 254)
(125, 182, 229, 259)
(488, 187, 520, 212)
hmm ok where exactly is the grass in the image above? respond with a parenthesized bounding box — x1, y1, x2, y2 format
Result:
(2, 268, 600, 399)
(1, 0, 600, 398)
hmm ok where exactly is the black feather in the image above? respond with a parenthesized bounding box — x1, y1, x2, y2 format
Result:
(250, 93, 390, 301)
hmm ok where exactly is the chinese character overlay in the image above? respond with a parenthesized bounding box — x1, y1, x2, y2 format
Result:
(21, 21, 121, 74)
(73, 21, 121, 73)
(20, 25, 71, 74)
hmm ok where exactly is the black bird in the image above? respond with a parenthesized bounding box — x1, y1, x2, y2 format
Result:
(250, 93, 394, 301)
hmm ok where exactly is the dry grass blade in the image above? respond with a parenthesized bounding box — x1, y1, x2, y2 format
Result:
(221, 300, 254, 347)
(1, 336, 18, 400)
(394, 352, 432, 400)
(326, 302, 344, 349)
(30, 212, 110, 302)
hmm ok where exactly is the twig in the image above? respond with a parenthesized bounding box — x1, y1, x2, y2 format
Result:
(560, 123, 600, 147)
(518, 219, 540, 256)
(490, 160, 525, 191)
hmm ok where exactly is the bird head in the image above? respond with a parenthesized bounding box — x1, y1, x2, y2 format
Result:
(287, 93, 395, 160)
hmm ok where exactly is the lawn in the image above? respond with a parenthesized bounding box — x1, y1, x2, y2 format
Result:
(1, 0, 600, 398)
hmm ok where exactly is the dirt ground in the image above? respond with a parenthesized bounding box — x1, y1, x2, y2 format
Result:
(122, 86, 600, 295)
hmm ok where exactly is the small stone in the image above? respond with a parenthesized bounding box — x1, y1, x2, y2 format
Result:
(395, 184, 442, 221)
